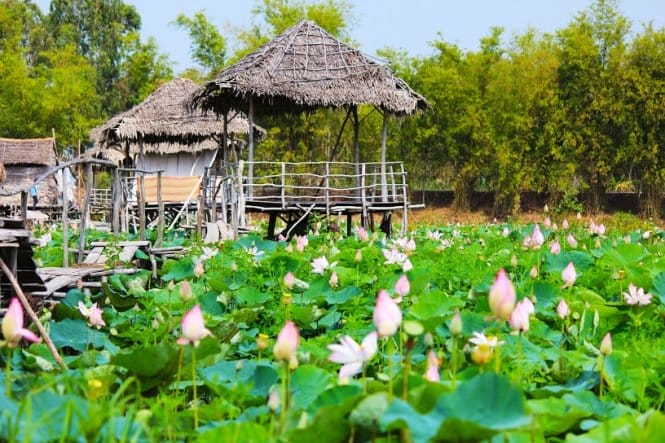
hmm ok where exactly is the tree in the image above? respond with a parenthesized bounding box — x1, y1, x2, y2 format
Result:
(172, 11, 227, 76)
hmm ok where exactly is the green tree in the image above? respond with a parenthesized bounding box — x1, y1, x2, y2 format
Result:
(172, 11, 227, 76)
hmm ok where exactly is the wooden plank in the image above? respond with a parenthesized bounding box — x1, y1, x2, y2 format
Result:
(90, 241, 151, 247)
(143, 175, 201, 203)
(83, 246, 105, 264)
(118, 245, 138, 262)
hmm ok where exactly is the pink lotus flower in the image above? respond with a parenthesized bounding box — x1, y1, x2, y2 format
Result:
(382, 248, 407, 266)
(177, 304, 212, 347)
(562, 219, 569, 229)
(544, 217, 551, 228)
(509, 300, 530, 333)
(556, 299, 570, 319)
(327, 331, 377, 379)
(424, 350, 440, 382)
(600, 332, 612, 356)
(623, 283, 652, 306)
(393, 275, 410, 302)
(402, 258, 413, 273)
(550, 240, 561, 255)
(273, 321, 299, 362)
(373, 290, 402, 337)
(1, 298, 41, 348)
(521, 297, 535, 315)
(562, 262, 577, 288)
(355, 226, 369, 242)
(488, 269, 516, 321)
(530, 266, 538, 279)
(78, 301, 106, 329)
(284, 271, 295, 290)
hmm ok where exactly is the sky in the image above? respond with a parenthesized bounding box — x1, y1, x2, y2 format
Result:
(34, 0, 665, 72)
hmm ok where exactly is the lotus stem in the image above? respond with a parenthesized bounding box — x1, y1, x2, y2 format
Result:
(5, 348, 11, 399)
(192, 349, 198, 430)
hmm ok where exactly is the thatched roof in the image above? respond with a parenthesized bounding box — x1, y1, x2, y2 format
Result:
(0, 137, 57, 166)
(90, 78, 264, 154)
(190, 20, 428, 116)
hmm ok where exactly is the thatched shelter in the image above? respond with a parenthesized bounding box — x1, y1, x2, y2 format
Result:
(0, 137, 59, 206)
(189, 20, 427, 194)
(90, 78, 264, 176)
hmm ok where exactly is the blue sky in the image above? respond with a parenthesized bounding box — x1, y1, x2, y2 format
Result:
(34, 0, 665, 73)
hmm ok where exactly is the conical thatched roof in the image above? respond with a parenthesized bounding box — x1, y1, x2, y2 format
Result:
(190, 20, 428, 116)
(90, 78, 264, 154)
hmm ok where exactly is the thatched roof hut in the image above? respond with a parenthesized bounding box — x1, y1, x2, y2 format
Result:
(190, 20, 427, 116)
(90, 77, 264, 155)
(0, 137, 59, 206)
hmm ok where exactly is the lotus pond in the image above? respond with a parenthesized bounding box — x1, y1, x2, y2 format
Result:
(2, 214, 665, 442)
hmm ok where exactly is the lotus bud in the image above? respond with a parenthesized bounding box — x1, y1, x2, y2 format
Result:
(562, 262, 576, 288)
(256, 333, 269, 351)
(509, 301, 530, 333)
(544, 216, 551, 228)
(423, 332, 434, 348)
(354, 249, 363, 262)
(284, 271, 295, 290)
(267, 390, 280, 412)
(231, 262, 238, 272)
(424, 350, 440, 382)
(556, 299, 569, 319)
(530, 266, 538, 279)
(550, 240, 561, 255)
(562, 219, 569, 229)
(273, 321, 299, 362)
(167, 280, 175, 291)
(510, 255, 518, 267)
(488, 269, 516, 321)
(328, 271, 339, 288)
(600, 332, 612, 356)
(394, 275, 410, 300)
(179, 280, 193, 301)
(450, 309, 463, 336)
(194, 261, 204, 278)
(567, 234, 577, 248)
(373, 290, 402, 337)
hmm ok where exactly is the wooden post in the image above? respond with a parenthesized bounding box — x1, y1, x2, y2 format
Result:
(401, 163, 408, 236)
(20, 191, 28, 224)
(360, 163, 367, 228)
(280, 162, 286, 209)
(381, 111, 389, 202)
(352, 106, 360, 195)
(138, 173, 146, 241)
(248, 97, 254, 199)
(112, 168, 121, 233)
(324, 162, 330, 217)
(197, 189, 204, 238)
(77, 162, 93, 263)
(62, 169, 69, 268)
(390, 165, 397, 201)
(157, 171, 164, 248)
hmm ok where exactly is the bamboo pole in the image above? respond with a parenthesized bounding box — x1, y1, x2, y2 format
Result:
(62, 169, 69, 268)
(248, 97, 254, 199)
(138, 173, 146, 241)
(77, 163, 93, 263)
(112, 169, 121, 233)
(0, 258, 67, 370)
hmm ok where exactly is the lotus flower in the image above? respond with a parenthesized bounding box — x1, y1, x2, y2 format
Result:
(382, 248, 407, 266)
(424, 350, 440, 382)
(177, 304, 212, 347)
(509, 300, 530, 333)
(296, 235, 309, 252)
(556, 299, 570, 319)
(550, 240, 561, 255)
(488, 269, 516, 321)
(562, 219, 569, 229)
(562, 262, 577, 288)
(393, 275, 410, 302)
(566, 233, 578, 248)
(194, 261, 204, 278)
(373, 290, 402, 337)
(311, 256, 336, 275)
(355, 226, 369, 241)
(468, 332, 504, 366)
(180, 280, 193, 301)
(329, 271, 339, 288)
(354, 250, 363, 262)
(273, 321, 299, 362)
(449, 310, 463, 336)
(623, 283, 652, 306)
(1, 298, 41, 348)
(78, 301, 106, 329)
(531, 224, 545, 247)
(284, 271, 295, 290)
(327, 332, 377, 379)
(402, 258, 413, 272)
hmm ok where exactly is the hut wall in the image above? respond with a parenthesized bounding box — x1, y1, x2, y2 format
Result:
(142, 151, 216, 176)
(0, 165, 58, 206)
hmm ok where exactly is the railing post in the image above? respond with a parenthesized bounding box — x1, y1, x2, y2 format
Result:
(62, 169, 69, 268)
(324, 162, 330, 217)
(77, 162, 93, 263)
(138, 173, 146, 241)
(281, 162, 286, 209)
(361, 163, 367, 227)
(401, 163, 408, 236)
(157, 171, 164, 248)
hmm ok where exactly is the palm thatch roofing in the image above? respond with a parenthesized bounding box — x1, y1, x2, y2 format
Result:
(90, 78, 264, 155)
(190, 20, 428, 116)
(0, 137, 57, 166)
